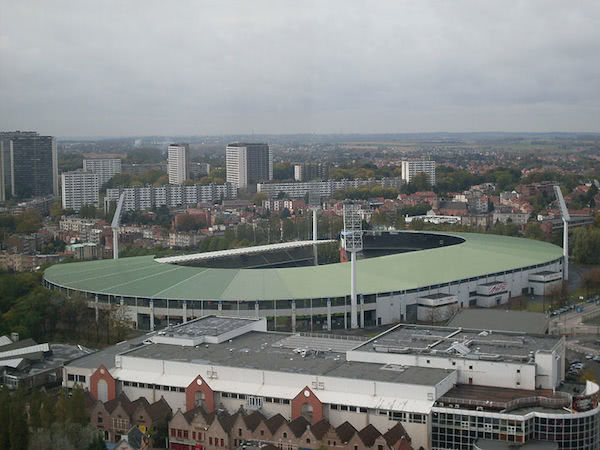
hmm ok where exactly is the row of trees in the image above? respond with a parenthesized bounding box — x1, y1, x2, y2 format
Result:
(0, 271, 134, 345)
(0, 385, 103, 450)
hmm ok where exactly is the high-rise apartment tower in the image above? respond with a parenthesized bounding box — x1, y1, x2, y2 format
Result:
(226, 143, 272, 190)
(168, 144, 190, 185)
(0, 131, 58, 201)
(83, 158, 122, 186)
(401, 159, 436, 186)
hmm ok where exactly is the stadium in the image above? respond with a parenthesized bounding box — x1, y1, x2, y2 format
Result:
(43, 231, 565, 331)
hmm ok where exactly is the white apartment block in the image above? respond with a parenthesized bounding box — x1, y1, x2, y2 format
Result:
(226, 143, 272, 189)
(401, 159, 436, 186)
(257, 178, 404, 199)
(104, 183, 236, 212)
(82, 158, 122, 186)
(61, 170, 99, 212)
(168, 144, 190, 185)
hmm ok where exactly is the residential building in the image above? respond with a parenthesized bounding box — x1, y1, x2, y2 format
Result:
(83, 158, 122, 186)
(226, 143, 272, 190)
(61, 170, 100, 211)
(88, 392, 171, 444)
(294, 163, 329, 182)
(190, 162, 210, 178)
(0, 131, 58, 200)
(257, 178, 403, 199)
(104, 183, 236, 212)
(401, 159, 436, 186)
(168, 144, 190, 185)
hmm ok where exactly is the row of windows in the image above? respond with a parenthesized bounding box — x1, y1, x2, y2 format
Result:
(378, 410, 426, 423)
(122, 380, 185, 392)
(330, 404, 368, 413)
(170, 428, 225, 447)
(67, 374, 86, 383)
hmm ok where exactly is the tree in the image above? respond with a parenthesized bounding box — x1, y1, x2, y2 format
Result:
(9, 389, 29, 450)
(582, 269, 600, 296)
(87, 433, 106, 450)
(0, 387, 10, 449)
(15, 209, 42, 233)
(69, 384, 89, 425)
(524, 222, 545, 241)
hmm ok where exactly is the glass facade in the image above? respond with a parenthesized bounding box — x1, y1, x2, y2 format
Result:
(432, 408, 600, 450)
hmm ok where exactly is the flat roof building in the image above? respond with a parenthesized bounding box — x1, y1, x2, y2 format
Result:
(61, 170, 100, 212)
(0, 131, 58, 200)
(168, 144, 190, 185)
(65, 317, 600, 450)
(83, 158, 122, 186)
(226, 143, 272, 190)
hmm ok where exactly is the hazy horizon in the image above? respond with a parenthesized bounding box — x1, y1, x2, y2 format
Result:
(2, 1, 599, 136)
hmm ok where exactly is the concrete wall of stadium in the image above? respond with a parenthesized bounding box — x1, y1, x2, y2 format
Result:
(43, 258, 563, 332)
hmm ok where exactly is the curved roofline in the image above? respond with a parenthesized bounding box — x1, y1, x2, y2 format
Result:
(155, 240, 336, 264)
(43, 231, 563, 302)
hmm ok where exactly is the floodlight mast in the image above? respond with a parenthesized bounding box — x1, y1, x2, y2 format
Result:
(111, 193, 125, 260)
(553, 185, 570, 281)
(343, 202, 363, 329)
(309, 189, 320, 266)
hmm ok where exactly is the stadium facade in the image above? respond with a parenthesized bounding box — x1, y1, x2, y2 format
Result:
(43, 231, 564, 332)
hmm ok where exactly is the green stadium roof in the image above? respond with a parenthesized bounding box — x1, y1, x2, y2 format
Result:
(43, 232, 563, 301)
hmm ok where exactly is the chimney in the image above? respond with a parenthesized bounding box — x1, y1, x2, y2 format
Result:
(10, 332, 19, 342)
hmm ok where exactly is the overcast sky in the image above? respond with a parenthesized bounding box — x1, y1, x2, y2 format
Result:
(1, 1, 599, 137)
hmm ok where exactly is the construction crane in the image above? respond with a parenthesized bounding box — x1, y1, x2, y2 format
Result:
(553, 185, 570, 281)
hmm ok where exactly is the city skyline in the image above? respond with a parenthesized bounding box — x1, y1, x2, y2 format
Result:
(1, 1, 599, 136)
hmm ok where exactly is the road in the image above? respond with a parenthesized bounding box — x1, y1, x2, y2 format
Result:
(549, 302, 600, 335)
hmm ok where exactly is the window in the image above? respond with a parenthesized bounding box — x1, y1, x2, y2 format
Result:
(97, 414, 103, 424)
(171, 429, 176, 437)
(330, 404, 339, 410)
(209, 437, 212, 445)
(220, 439, 224, 447)
(452, 361, 456, 366)
(68, 374, 75, 381)
(306, 438, 311, 444)
(124, 381, 130, 386)
(260, 430, 264, 436)
(138, 383, 145, 388)
(183, 430, 188, 439)
(76, 375, 86, 382)
(359, 407, 367, 413)
(178, 387, 185, 392)
(192, 431, 196, 439)
(177, 429, 182, 438)
(238, 428, 242, 437)
(469, 365, 473, 370)
(112, 418, 128, 431)
(162, 385, 169, 391)
(131, 382, 138, 387)
(517, 369, 520, 373)
(283, 432, 287, 438)
(426, 359, 430, 364)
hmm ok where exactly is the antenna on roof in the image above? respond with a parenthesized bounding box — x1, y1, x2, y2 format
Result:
(553, 185, 570, 280)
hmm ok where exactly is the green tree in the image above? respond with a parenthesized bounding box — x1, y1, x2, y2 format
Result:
(9, 389, 29, 450)
(40, 395, 56, 429)
(69, 384, 89, 425)
(87, 433, 106, 450)
(0, 387, 10, 449)
(29, 389, 42, 430)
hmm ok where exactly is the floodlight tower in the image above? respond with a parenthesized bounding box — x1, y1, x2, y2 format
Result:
(343, 202, 363, 329)
(553, 185, 571, 280)
(309, 188, 320, 265)
(111, 193, 125, 259)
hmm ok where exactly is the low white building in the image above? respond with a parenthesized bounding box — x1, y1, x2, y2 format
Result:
(63, 317, 600, 450)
